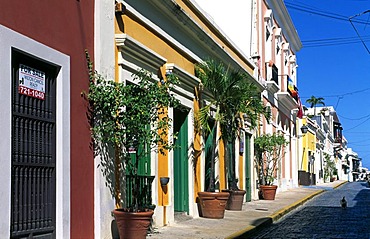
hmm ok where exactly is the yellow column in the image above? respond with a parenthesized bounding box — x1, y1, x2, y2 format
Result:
(239, 152, 244, 189)
(193, 87, 202, 199)
(238, 114, 244, 189)
(157, 106, 169, 206)
(157, 68, 169, 206)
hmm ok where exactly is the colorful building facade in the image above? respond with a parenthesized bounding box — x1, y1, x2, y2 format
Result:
(110, 0, 261, 232)
(0, 0, 310, 238)
(0, 1, 95, 238)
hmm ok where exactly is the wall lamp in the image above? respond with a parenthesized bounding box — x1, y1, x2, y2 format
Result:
(298, 124, 308, 138)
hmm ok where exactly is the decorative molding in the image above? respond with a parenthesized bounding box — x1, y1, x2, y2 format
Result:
(165, 63, 200, 100)
(274, 28, 282, 37)
(115, 33, 166, 73)
(283, 43, 290, 53)
(266, 0, 302, 53)
(264, 9, 273, 21)
(289, 55, 296, 64)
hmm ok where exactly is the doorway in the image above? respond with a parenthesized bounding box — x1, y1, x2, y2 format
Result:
(173, 108, 189, 213)
(10, 49, 58, 238)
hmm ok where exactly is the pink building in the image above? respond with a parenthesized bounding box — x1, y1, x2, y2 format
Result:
(193, 0, 302, 197)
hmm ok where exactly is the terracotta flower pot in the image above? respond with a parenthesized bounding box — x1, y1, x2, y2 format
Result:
(112, 209, 154, 239)
(197, 191, 229, 219)
(260, 185, 278, 200)
(222, 189, 246, 211)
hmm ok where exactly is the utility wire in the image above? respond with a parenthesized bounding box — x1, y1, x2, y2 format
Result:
(301, 87, 370, 99)
(348, 138, 370, 145)
(343, 115, 370, 131)
(302, 36, 370, 47)
(338, 113, 370, 121)
(334, 96, 343, 110)
(349, 10, 370, 54)
(334, 87, 370, 97)
(345, 132, 370, 134)
(303, 35, 370, 43)
(285, 2, 370, 48)
(286, 2, 370, 25)
(285, 1, 370, 134)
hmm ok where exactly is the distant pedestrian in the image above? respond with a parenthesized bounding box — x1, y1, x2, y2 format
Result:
(340, 196, 347, 209)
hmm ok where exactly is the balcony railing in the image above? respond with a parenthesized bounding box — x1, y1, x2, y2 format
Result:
(125, 175, 155, 209)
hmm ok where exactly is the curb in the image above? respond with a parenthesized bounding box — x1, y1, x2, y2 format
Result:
(226, 181, 348, 238)
(269, 189, 324, 222)
(333, 181, 347, 189)
(225, 189, 326, 239)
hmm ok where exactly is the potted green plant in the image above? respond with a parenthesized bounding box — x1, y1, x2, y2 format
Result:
(195, 59, 269, 214)
(254, 133, 287, 200)
(306, 95, 325, 116)
(332, 168, 338, 182)
(85, 51, 180, 238)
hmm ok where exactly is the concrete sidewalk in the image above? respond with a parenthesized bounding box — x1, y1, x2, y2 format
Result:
(148, 180, 347, 239)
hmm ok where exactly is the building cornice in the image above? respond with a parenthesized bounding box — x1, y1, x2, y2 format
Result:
(266, 0, 302, 53)
(115, 33, 167, 74)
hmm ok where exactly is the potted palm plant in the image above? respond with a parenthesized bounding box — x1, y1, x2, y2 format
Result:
(306, 95, 325, 116)
(254, 133, 287, 200)
(195, 59, 269, 215)
(85, 51, 180, 238)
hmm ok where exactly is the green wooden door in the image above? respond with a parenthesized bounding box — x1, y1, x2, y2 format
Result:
(245, 134, 252, 202)
(174, 111, 189, 213)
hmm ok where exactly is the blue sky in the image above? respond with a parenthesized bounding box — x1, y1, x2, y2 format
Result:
(285, 0, 370, 168)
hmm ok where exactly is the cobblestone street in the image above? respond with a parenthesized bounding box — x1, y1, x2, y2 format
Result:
(245, 182, 370, 239)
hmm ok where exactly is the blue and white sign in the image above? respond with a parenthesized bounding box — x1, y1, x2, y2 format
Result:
(18, 64, 45, 100)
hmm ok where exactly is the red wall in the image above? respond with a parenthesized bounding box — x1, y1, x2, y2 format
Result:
(0, 1, 95, 238)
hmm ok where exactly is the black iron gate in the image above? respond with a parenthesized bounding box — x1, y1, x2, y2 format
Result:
(11, 49, 58, 238)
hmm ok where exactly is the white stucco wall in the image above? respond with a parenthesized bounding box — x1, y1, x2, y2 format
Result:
(94, 1, 116, 238)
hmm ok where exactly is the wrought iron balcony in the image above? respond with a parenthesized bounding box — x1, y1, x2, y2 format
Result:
(125, 175, 155, 209)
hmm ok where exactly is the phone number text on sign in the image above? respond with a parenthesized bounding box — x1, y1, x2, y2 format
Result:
(18, 64, 46, 100)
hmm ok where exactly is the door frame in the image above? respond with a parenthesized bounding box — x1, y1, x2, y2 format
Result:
(0, 25, 70, 238)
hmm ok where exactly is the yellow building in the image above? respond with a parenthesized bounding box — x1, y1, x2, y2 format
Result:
(114, 0, 261, 227)
(298, 117, 317, 185)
